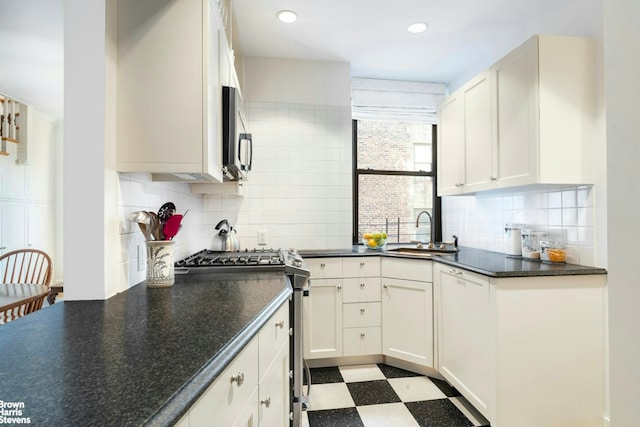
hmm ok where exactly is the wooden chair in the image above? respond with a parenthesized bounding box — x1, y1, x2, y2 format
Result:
(0, 249, 52, 324)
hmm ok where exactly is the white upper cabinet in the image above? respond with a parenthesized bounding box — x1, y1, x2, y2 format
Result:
(438, 35, 596, 195)
(116, 0, 223, 183)
(437, 71, 493, 195)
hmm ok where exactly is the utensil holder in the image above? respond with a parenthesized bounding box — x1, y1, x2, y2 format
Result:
(145, 241, 175, 287)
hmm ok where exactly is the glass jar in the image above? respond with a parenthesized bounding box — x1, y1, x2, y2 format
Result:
(521, 229, 546, 260)
(541, 241, 567, 263)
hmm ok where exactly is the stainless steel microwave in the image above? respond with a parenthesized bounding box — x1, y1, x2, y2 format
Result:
(222, 86, 252, 181)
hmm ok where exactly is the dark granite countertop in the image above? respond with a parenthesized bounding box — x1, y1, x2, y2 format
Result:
(298, 246, 607, 277)
(0, 271, 292, 426)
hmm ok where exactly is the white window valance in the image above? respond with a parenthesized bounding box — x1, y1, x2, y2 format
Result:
(351, 78, 446, 123)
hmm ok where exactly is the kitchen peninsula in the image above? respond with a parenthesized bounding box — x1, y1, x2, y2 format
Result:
(0, 272, 291, 426)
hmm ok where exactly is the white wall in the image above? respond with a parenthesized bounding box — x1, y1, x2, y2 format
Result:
(604, 0, 640, 424)
(0, 105, 59, 272)
(204, 57, 353, 250)
(442, 185, 598, 266)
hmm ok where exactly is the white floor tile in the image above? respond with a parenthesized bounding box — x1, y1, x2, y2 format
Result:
(307, 383, 355, 411)
(339, 364, 385, 383)
(449, 396, 490, 426)
(357, 402, 420, 427)
(388, 376, 447, 402)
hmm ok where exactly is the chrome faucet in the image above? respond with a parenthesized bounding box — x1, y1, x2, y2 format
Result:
(415, 210, 433, 246)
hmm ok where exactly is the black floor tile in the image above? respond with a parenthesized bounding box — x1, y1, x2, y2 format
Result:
(405, 399, 474, 427)
(429, 377, 461, 398)
(307, 407, 364, 427)
(377, 363, 423, 379)
(307, 366, 345, 385)
(346, 380, 402, 406)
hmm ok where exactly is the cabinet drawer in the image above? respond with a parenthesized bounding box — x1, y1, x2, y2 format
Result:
(342, 257, 380, 278)
(306, 258, 342, 279)
(343, 302, 381, 328)
(189, 336, 259, 426)
(381, 258, 433, 282)
(259, 302, 290, 381)
(343, 327, 382, 356)
(342, 277, 381, 303)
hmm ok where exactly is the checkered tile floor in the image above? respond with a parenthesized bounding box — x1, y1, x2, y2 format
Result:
(302, 364, 490, 427)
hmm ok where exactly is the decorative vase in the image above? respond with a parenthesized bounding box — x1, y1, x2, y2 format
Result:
(145, 241, 175, 288)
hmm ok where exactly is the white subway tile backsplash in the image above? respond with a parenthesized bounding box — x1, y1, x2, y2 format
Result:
(442, 185, 597, 265)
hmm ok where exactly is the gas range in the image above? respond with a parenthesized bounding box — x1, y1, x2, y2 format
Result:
(175, 247, 309, 278)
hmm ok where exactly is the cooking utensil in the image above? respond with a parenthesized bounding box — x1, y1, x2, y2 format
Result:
(127, 211, 151, 225)
(158, 202, 176, 224)
(163, 214, 183, 240)
(148, 211, 163, 240)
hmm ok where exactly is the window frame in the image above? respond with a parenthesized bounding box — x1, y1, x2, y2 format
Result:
(352, 119, 442, 245)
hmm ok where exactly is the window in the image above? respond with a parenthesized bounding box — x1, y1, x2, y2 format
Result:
(353, 119, 440, 244)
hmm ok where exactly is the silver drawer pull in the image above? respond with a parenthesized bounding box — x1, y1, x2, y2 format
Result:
(275, 320, 285, 328)
(231, 372, 245, 386)
(360, 283, 365, 288)
(261, 397, 272, 408)
(360, 333, 366, 338)
(383, 284, 388, 289)
(320, 263, 326, 268)
(360, 262, 365, 267)
(360, 308, 366, 313)
(448, 269, 463, 276)
(337, 285, 342, 291)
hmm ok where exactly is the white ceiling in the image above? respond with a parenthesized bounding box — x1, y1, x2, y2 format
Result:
(0, 0, 602, 120)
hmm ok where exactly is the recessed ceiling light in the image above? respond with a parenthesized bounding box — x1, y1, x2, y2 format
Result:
(277, 10, 298, 23)
(408, 22, 428, 34)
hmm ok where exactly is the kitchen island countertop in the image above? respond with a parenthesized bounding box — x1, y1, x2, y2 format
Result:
(298, 246, 607, 277)
(0, 271, 291, 426)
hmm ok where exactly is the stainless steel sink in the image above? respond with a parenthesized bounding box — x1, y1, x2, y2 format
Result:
(386, 246, 458, 257)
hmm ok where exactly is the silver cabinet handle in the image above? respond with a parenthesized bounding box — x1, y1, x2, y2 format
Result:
(360, 283, 365, 288)
(360, 262, 365, 267)
(383, 284, 388, 289)
(360, 333, 366, 338)
(337, 285, 342, 291)
(261, 397, 271, 408)
(320, 263, 326, 268)
(275, 320, 284, 328)
(360, 308, 366, 313)
(490, 176, 497, 181)
(448, 269, 463, 276)
(231, 372, 245, 386)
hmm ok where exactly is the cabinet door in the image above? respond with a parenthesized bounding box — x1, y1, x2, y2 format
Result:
(305, 258, 342, 280)
(259, 343, 290, 427)
(382, 278, 433, 367)
(437, 93, 464, 195)
(435, 264, 490, 417)
(188, 337, 259, 426)
(304, 278, 342, 359)
(342, 257, 380, 278)
(342, 277, 381, 303)
(27, 203, 53, 254)
(462, 71, 494, 192)
(343, 327, 382, 357)
(233, 388, 259, 427)
(492, 35, 538, 187)
(1, 202, 27, 255)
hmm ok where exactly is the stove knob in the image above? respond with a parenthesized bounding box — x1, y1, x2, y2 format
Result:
(292, 259, 303, 267)
(288, 248, 297, 255)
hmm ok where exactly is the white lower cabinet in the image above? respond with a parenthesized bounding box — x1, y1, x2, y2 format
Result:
(381, 258, 434, 367)
(304, 278, 343, 359)
(434, 264, 491, 417)
(434, 263, 607, 427)
(180, 301, 290, 427)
